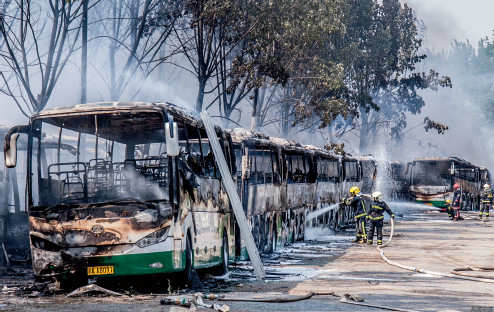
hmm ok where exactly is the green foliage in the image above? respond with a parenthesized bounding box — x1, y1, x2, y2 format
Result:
(313, 0, 452, 151)
(423, 117, 448, 135)
(432, 37, 494, 125)
(324, 142, 346, 156)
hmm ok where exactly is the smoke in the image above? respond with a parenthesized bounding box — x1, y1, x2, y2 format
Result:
(406, 0, 494, 51)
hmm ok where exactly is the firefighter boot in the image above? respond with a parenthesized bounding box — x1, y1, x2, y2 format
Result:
(367, 240, 373, 245)
(485, 216, 489, 222)
(479, 213, 483, 221)
(377, 240, 383, 246)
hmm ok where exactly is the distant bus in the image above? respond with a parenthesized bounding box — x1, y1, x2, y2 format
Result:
(4, 102, 234, 288)
(408, 157, 490, 209)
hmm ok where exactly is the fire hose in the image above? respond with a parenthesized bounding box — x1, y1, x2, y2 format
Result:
(377, 219, 494, 284)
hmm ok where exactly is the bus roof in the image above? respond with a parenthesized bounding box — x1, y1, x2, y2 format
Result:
(33, 102, 198, 120)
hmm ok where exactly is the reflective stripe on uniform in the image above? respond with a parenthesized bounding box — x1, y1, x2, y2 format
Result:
(368, 215, 384, 220)
(371, 205, 384, 210)
(355, 213, 367, 218)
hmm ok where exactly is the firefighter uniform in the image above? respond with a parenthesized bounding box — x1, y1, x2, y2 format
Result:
(345, 190, 368, 243)
(480, 186, 493, 221)
(451, 186, 462, 221)
(445, 199, 454, 220)
(368, 193, 394, 245)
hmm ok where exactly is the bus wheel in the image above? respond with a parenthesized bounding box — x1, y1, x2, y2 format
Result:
(182, 235, 193, 285)
(216, 232, 229, 276)
(271, 222, 277, 252)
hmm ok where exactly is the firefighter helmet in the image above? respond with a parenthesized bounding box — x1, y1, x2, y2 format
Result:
(372, 191, 383, 202)
(484, 184, 490, 190)
(349, 186, 360, 195)
(453, 183, 460, 189)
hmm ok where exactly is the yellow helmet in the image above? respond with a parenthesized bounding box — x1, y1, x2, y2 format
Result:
(349, 186, 360, 196)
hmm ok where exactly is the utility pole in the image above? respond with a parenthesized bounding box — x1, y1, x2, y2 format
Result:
(201, 111, 266, 280)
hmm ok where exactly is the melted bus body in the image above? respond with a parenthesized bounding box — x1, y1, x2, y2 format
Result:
(5, 102, 234, 287)
(409, 157, 490, 209)
(228, 129, 366, 260)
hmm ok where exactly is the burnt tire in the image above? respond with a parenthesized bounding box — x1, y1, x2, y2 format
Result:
(216, 233, 229, 276)
(182, 235, 193, 286)
(270, 223, 277, 253)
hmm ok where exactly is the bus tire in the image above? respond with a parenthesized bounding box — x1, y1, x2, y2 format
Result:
(182, 234, 193, 285)
(216, 231, 229, 276)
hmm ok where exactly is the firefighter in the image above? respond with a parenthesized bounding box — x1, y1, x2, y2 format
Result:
(445, 199, 454, 220)
(367, 191, 394, 246)
(451, 183, 463, 221)
(479, 184, 493, 222)
(343, 186, 368, 243)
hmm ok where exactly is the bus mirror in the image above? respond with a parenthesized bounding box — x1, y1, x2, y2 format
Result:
(165, 122, 179, 157)
(5, 133, 19, 168)
(450, 163, 455, 175)
(405, 162, 411, 175)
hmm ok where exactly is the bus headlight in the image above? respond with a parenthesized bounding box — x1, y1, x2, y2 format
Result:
(136, 226, 170, 248)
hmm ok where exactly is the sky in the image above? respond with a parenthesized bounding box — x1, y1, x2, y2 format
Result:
(405, 0, 494, 50)
(398, 0, 494, 169)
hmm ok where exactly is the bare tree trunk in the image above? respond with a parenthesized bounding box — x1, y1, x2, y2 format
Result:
(80, 0, 88, 104)
(250, 88, 259, 130)
(109, 1, 117, 101)
(359, 109, 375, 154)
(196, 77, 206, 112)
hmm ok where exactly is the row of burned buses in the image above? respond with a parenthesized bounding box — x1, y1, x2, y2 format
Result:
(2, 101, 489, 288)
(3, 102, 378, 288)
(408, 157, 491, 209)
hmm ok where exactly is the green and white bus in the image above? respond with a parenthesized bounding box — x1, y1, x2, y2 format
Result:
(4, 102, 235, 288)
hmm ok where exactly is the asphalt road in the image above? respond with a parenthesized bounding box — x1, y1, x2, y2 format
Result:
(2, 202, 494, 312)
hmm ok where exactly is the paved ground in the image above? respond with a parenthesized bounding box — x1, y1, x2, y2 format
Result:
(1, 202, 494, 311)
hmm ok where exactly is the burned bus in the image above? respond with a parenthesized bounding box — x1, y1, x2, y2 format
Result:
(409, 157, 490, 209)
(4, 102, 235, 288)
(228, 129, 365, 260)
(388, 161, 410, 200)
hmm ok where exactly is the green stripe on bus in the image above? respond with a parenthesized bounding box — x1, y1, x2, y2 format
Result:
(415, 200, 448, 208)
(87, 250, 181, 277)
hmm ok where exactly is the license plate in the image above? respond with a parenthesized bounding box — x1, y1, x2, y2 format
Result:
(425, 203, 433, 206)
(87, 266, 114, 276)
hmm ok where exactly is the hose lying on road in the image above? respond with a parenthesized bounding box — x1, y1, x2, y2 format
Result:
(217, 292, 314, 303)
(339, 293, 419, 312)
(377, 219, 494, 284)
(450, 267, 494, 279)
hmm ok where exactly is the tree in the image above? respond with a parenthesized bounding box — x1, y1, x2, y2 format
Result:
(224, 0, 347, 132)
(92, 0, 182, 101)
(325, 0, 452, 153)
(0, 0, 87, 115)
(170, 0, 240, 113)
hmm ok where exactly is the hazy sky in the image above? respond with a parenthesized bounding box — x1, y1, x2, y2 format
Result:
(406, 0, 494, 50)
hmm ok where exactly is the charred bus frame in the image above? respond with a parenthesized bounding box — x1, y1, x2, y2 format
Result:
(228, 129, 365, 260)
(409, 157, 490, 209)
(4, 102, 235, 288)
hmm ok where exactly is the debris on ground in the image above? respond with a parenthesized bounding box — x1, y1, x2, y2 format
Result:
(161, 293, 230, 311)
(66, 284, 124, 298)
